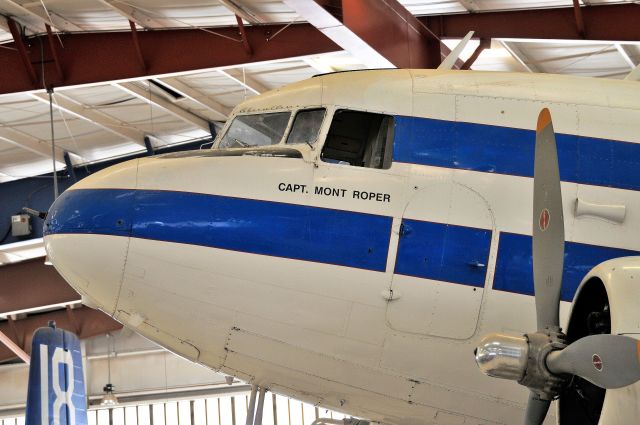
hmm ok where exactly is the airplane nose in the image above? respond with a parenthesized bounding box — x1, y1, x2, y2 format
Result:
(43, 159, 139, 315)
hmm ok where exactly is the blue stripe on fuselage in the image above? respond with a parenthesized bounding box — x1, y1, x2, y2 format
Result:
(494, 232, 639, 301)
(393, 116, 640, 192)
(45, 189, 639, 300)
(45, 188, 393, 272)
(394, 219, 492, 287)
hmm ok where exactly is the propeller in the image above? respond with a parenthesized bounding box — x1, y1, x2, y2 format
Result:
(524, 393, 550, 425)
(474, 108, 640, 425)
(546, 334, 640, 389)
(532, 107, 564, 332)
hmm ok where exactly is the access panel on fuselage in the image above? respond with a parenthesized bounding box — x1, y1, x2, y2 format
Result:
(387, 180, 495, 339)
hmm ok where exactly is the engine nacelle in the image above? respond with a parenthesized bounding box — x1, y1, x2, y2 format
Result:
(559, 256, 640, 425)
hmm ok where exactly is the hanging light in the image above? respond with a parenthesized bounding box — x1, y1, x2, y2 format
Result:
(100, 333, 118, 406)
(101, 383, 118, 406)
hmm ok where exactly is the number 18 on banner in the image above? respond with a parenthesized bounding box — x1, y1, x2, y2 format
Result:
(25, 323, 88, 425)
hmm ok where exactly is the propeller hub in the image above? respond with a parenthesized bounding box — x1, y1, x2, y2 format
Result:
(519, 330, 567, 397)
(474, 330, 568, 398)
(475, 333, 529, 381)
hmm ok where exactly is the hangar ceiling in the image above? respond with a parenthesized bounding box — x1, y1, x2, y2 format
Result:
(0, 52, 358, 181)
(0, 0, 638, 183)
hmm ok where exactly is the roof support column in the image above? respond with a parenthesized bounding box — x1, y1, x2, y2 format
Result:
(236, 15, 253, 55)
(7, 18, 37, 84)
(572, 0, 586, 38)
(45, 24, 64, 81)
(129, 20, 147, 72)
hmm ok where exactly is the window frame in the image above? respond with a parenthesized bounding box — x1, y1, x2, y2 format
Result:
(215, 110, 295, 149)
(285, 108, 327, 146)
(318, 108, 395, 170)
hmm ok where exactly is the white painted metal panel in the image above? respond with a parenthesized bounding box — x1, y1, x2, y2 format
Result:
(387, 182, 493, 339)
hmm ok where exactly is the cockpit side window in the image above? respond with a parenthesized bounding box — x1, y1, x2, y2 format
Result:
(286, 109, 325, 146)
(219, 112, 291, 148)
(320, 110, 394, 169)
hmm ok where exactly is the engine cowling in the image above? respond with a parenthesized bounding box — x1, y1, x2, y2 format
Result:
(559, 257, 640, 425)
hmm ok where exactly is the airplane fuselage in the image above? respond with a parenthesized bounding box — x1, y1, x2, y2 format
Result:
(44, 70, 640, 425)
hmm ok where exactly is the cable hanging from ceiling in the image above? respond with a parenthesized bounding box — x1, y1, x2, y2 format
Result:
(39, 32, 59, 200)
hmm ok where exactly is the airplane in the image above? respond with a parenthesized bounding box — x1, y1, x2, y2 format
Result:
(41, 68, 640, 425)
(24, 323, 88, 425)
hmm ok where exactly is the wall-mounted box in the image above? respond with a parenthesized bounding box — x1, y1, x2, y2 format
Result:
(11, 214, 31, 237)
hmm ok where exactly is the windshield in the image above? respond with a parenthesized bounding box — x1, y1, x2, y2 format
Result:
(219, 112, 291, 148)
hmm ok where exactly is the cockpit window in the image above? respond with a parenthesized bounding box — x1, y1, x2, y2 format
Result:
(286, 109, 325, 145)
(219, 112, 291, 148)
(321, 110, 394, 169)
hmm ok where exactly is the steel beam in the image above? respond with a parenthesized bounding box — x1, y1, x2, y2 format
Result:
(96, 0, 167, 29)
(457, 0, 479, 12)
(0, 258, 81, 314)
(30, 92, 148, 146)
(236, 15, 253, 56)
(0, 15, 10, 33)
(421, 4, 640, 42)
(499, 40, 540, 73)
(0, 329, 30, 364)
(0, 306, 122, 363)
(0, 23, 339, 96)
(19, 1, 84, 32)
(159, 77, 231, 120)
(616, 44, 637, 69)
(284, 0, 443, 68)
(282, 0, 394, 68)
(572, 0, 586, 38)
(45, 24, 64, 81)
(301, 57, 334, 74)
(129, 20, 147, 72)
(218, 0, 265, 24)
(0, 126, 69, 163)
(0, 0, 50, 33)
(620, 45, 640, 81)
(1, 0, 83, 33)
(114, 82, 210, 131)
(461, 38, 491, 70)
(7, 18, 37, 84)
(217, 69, 268, 95)
(625, 65, 640, 82)
(339, 0, 443, 68)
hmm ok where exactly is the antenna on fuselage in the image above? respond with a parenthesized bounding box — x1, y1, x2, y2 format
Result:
(437, 31, 475, 70)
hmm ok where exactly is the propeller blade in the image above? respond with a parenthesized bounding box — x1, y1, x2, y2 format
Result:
(532, 108, 565, 331)
(524, 392, 551, 425)
(546, 334, 640, 389)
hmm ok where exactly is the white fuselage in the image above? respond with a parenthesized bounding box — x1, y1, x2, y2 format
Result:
(44, 70, 640, 425)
